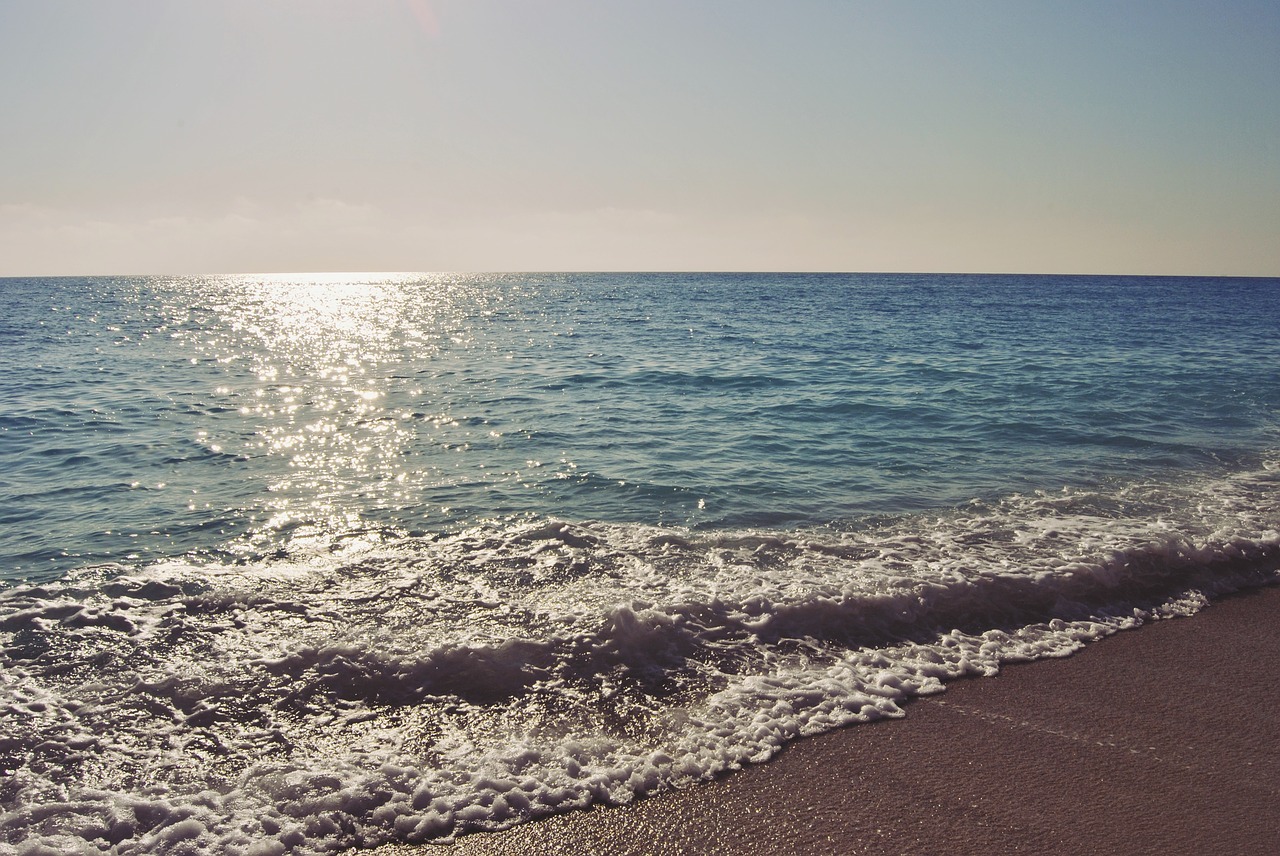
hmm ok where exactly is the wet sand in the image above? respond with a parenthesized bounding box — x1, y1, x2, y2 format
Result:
(376, 584, 1280, 856)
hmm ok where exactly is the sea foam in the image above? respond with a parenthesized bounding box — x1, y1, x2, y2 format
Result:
(2, 461, 1277, 854)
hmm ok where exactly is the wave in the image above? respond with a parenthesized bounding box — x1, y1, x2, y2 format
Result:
(1, 459, 1278, 854)
(537, 369, 799, 393)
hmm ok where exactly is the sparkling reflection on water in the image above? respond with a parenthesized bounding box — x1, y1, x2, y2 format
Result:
(175, 273, 525, 552)
(4, 272, 1279, 579)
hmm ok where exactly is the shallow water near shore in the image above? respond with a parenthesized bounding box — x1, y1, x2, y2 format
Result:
(2, 273, 1279, 854)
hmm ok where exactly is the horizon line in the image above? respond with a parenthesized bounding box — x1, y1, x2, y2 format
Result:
(3, 270, 1279, 281)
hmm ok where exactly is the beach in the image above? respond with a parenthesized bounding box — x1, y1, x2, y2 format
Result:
(379, 584, 1280, 856)
(4, 274, 1279, 855)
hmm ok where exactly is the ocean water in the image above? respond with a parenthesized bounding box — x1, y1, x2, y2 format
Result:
(1, 272, 1278, 853)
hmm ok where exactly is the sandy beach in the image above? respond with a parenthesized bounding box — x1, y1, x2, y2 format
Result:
(369, 583, 1280, 856)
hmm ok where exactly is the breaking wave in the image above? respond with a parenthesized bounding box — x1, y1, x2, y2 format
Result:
(3, 459, 1278, 854)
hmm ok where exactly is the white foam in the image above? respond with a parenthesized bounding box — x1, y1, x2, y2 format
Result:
(1, 460, 1278, 853)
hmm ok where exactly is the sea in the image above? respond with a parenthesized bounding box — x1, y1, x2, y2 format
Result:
(2, 272, 1278, 854)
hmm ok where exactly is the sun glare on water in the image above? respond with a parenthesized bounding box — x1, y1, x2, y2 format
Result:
(180, 272, 482, 552)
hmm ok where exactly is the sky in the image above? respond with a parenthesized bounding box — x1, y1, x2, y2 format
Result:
(1, 0, 1277, 276)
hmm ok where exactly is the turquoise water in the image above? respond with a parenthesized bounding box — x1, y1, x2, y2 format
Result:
(2, 273, 1279, 854)
(4, 273, 1277, 579)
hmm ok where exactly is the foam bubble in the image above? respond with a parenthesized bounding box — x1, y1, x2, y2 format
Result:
(1, 461, 1277, 853)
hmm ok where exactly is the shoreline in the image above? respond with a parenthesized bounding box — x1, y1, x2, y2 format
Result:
(372, 584, 1280, 855)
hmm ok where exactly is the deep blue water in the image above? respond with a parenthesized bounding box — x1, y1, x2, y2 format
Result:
(3, 272, 1278, 581)
(2, 273, 1279, 854)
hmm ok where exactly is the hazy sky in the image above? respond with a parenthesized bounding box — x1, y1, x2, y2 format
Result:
(2, 0, 1277, 275)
